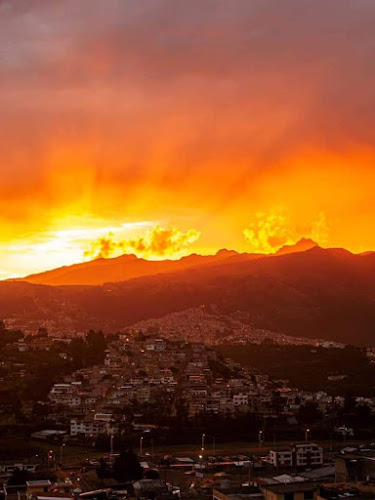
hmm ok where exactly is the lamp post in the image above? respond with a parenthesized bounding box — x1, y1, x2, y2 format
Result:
(47, 450, 54, 472)
(60, 443, 66, 465)
(198, 454, 204, 480)
(140, 436, 144, 456)
(201, 433, 205, 454)
(258, 430, 263, 449)
(305, 428, 310, 442)
(110, 435, 114, 455)
(247, 460, 253, 487)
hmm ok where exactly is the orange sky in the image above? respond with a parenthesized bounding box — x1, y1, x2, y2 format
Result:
(0, 0, 375, 278)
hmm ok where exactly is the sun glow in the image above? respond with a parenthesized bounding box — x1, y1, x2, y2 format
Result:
(1, 2, 375, 279)
(1, 219, 156, 279)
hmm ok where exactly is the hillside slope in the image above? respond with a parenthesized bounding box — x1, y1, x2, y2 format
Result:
(1, 247, 374, 345)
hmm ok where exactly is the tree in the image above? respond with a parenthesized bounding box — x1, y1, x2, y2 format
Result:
(297, 401, 322, 425)
(112, 407, 133, 436)
(97, 458, 109, 483)
(33, 401, 51, 422)
(271, 392, 284, 412)
(8, 468, 29, 486)
(86, 330, 107, 363)
(144, 469, 160, 480)
(37, 327, 48, 337)
(355, 404, 372, 424)
(344, 392, 356, 413)
(113, 448, 143, 482)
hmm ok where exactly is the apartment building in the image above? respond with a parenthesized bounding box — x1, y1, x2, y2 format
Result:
(269, 443, 323, 468)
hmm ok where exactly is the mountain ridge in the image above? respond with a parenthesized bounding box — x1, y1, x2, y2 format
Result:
(1, 245, 375, 346)
(12, 239, 320, 286)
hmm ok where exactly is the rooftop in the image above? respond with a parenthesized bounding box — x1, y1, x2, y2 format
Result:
(27, 480, 52, 487)
(261, 482, 318, 494)
(319, 483, 375, 499)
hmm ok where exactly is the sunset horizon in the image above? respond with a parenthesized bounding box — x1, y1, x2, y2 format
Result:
(4, 230, 375, 281)
(1, 1, 375, 279)
(2, 0, 375, 480)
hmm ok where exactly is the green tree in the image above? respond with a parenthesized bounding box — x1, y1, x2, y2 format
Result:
(344, 392, 356, 413)
(8, 468, 29, 486)
(297, 401, 322, 425)
(37, 327, 48, 337)
(97, 458, 109, 483)
(144, 469, 160, 480)
(113, 448, 143, 482)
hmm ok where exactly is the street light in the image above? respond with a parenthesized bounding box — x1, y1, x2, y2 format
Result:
(305, 428, 310, 442)
(110, 435, 114, 455)
(258, 430, 263, 449)
(60, 443, 66, 465)
(47, 450, 54, 472)
(140, 436, 144, 456)
(201, 433, 205, 453)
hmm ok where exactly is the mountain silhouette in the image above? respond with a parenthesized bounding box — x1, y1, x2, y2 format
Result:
(1, 245, 375, 345)
(14, 239, 319, 286)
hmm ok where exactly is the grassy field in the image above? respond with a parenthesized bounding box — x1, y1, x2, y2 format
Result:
(145, 439, 363, 456)
(0, 437, 364, 467)
(40, 438, 364, 466)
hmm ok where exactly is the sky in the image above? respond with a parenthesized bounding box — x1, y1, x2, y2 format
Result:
(0, 0, 375, 278)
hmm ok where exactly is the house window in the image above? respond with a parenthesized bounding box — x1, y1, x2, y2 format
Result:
(284, 493, 294, 500)
(304, 491, 314, 500)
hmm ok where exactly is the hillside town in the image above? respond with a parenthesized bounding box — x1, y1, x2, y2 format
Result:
(124, 307, 346, 348)
(1, 327, 375, 500)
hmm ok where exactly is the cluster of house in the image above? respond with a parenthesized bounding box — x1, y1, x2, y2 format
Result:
(2, 478, 78, 500)
(2, 477, 168, 500)
(38, 334, 373, 441)
(126, 307, 347, 348)
(213, 445, 375, 500)
(43, 336, 281, 438)
(4, 444, 375, 500)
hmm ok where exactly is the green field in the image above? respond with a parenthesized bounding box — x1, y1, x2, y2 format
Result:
(0, 437, 362, 465)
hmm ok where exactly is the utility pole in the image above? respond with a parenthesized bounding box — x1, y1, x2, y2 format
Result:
(305, 428, 310, 442)
(60, 443, 65, 465)
(258, 430, 263, 450)
(247, 460, 252, 487)
(47, 450, 54, 472)
(201, 433, 205, 454)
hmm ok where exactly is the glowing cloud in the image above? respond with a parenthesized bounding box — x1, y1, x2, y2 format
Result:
(85, 225, 201, 260)
(243, 209, 330, 253)
(0, 1, 374, 278)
